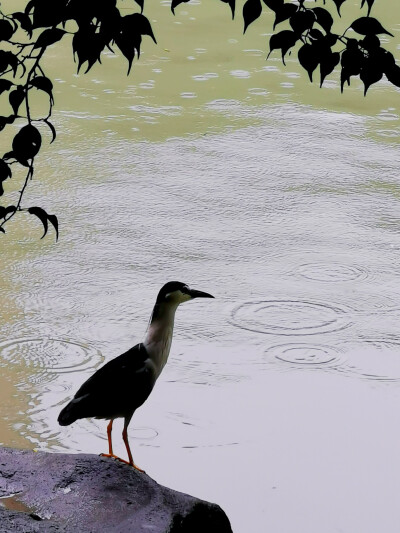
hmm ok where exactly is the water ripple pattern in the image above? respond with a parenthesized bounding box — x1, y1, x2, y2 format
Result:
(0, 337, 104, 383)
(336, 339, 400, 382)
(231, 300, 353, 336)
(296, 262, 369, 283)
(265, 339, 400, 383)
(265, 343, 343, 369)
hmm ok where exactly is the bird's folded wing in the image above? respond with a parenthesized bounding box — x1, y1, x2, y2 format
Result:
(74, 342, 150, 399)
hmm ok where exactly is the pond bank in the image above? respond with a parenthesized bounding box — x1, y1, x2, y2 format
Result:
(0, 447, 232, 532)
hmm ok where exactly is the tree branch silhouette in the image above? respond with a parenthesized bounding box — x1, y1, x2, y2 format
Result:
(0, 0, 398, 240)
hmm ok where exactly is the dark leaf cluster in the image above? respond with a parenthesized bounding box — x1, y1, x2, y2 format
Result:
(24, 0, 157, 75)
(0, 0, 157, 239)
(252, 1, 400, 94)
(0, 0, 398, 241)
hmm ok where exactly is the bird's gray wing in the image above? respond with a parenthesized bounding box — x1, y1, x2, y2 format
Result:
(72, 343, 154, 419)
(74, 343, 147, 396)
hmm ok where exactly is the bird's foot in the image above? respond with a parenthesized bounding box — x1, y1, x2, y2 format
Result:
(129, 462, 146, 473)
(100, 453, 145, 473)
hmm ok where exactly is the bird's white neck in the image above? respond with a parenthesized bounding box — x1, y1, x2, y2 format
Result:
(143, 302, 179, 377)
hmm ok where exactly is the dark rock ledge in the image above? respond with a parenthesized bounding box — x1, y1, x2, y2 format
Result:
(0, 447, 233, 533)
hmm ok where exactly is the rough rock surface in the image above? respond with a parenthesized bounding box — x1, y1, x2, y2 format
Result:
(0, 447, 233, 532)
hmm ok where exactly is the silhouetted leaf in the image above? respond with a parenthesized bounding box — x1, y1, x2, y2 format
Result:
(12, 124, 42, 163)
(0, 205, 16, 218)
(28, 0, 68, 29)
(273, 3, 297, 30)
(320, 50, 340, 87)
(0, 159, 11, 196)
(73, 27, 106, 73)
(0, 117, 8, 132)
(34, 28, 66, 49)
(128, 14, 157, 43)
(0, 226, 4, 233)
(28, 206, 48, 239)
(360, 57, 383, 95)
(171, 0, 190, 15)
(24, 0, 35, 15)
(243, 0, 262, 33)
(325, 33, 339, 47)
(361, 0, 374, 17)
(0, 51, 19, 76)
(385, 63, 400, 87)
(30, 76, 54, 106)
(340, 44, 363, 92)
(0, 19, 16, 41)
(12, 11, 33, 38)
(98, 7, 121, 45)
(114, 14, 155, 74)
(47, 214, 59, 241)
(65, 0, 118, 29)
(377, 48, 395, 72)
(332, 0, 346, 16)
(289, 10, 314, 36)
(44, 119, 56, 143)
(0, 79, 13, 95)
(115, 31, 142, 74)
(309, 28, 324, 41)
(351, 17, 393, 37)
(359, 34, 380, 52)
(298, 43, 319, 82)
(3, 151, 16, 161)
(312, 7, 333, 34)
(262, 0, 283, 12)
(27, 207, 58, 240)
(220, 0, 235, 19)
(135, 0, 144, 13)
(365, 47, 395, 85)
(0, 114, 14, 133)
(0, 159, 12, 182)
(268, 30, 298, 65)
(9, 86, 25, 115)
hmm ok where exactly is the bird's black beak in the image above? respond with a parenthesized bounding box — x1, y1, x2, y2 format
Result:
(188, 289, 214, 299)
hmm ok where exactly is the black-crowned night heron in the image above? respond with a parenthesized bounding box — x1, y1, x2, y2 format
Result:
(58, 281, 214, 472)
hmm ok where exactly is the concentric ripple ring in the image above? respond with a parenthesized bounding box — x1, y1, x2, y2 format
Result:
(0, 337, 104, 377)
(296, 262, 369, 283)
(231, 300, 353, 336)
(265, 342, 343, 368)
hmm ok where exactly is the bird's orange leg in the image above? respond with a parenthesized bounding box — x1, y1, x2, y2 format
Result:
(100, 419, 144, 472)
(122, 423, 145, 473)
(100, 419, 127, 463)
(107, 419, 113, 455)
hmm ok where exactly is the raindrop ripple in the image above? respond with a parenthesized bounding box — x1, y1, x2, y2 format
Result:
(231, 299, 353, 336)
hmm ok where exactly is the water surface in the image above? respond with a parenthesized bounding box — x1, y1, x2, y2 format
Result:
(1, 1, 400, 532)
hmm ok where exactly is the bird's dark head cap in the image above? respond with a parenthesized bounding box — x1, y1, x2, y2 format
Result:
(156, 281, 214, 304)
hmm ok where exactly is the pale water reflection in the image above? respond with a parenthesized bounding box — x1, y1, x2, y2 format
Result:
(1, 0, 400, 532)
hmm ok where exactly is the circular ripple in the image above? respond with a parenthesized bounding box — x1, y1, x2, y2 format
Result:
(0, 337, 104, 379)
(231, 300, 352, 336)
(132, 427, 159, 440)
(337, 339, 400, 382)
(265, 343, 343, 368)
(296, 262, 368, 283)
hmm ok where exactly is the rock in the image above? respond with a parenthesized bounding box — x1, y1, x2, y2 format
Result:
(0, 447, 233, 532)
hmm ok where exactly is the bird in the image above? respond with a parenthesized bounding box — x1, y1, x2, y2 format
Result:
(58, 281, 214, 472)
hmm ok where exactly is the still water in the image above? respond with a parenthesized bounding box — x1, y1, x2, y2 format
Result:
(1, 1, 400, 531)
